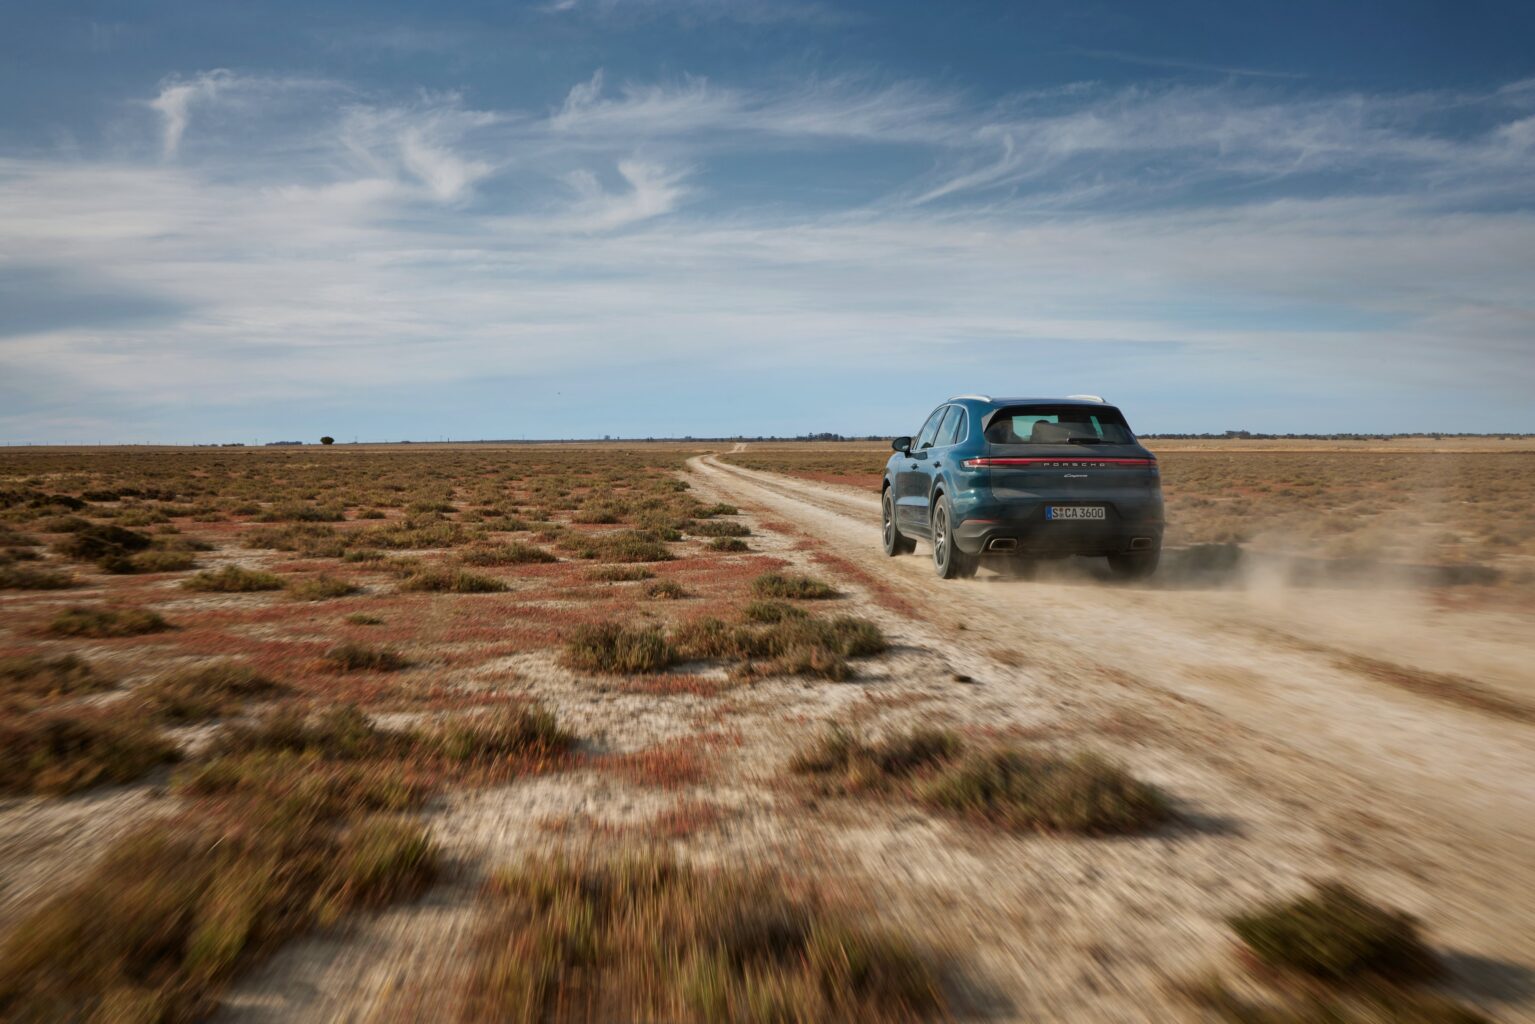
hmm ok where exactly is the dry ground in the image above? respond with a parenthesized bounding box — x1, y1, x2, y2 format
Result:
(0, 442, 1531, 1021)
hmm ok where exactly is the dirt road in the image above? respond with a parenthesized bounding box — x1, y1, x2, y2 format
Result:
(689, 453, 1535, 1019)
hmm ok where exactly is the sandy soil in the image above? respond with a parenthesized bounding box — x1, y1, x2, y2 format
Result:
(681, 454, 1535, 1020)
(5, 453, 1531, 1021)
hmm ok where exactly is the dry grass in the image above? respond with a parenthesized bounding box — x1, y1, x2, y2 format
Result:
(45, 606, 170, 638)
(183, 565, 284, 593)
(0, 654, 115, 710)
(135, 661, 288, 722)
(751, 571, 838, 600)
(0, 712, 178, 795)
(285, 574, 360, 601)
(459, 852, 946, 1024)
(323, 642, 410, 672)
(793, 727, 1171, 835)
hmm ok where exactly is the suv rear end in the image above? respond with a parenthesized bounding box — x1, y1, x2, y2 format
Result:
(882, 396, 1163, 579)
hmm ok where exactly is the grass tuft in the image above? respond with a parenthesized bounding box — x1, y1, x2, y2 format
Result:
(753, 572, 838, 600)
(588, 565, 653, 582)
(136, 662, 288, 722)
(429, 705, 578, 766)
(45, 606, 170, 638)
(458, 542, 557, 566)
(706, 537, 749, 552)
(1228, 883, 1442, 984)
(284, 574, 360, 601)
(645, 579, 689, 599)
(920, 749, 1170, 834)
(183, 565, 284, 593)
(0, 563, 76, 590)
(461, 853, 946, 1024)
(323, 642, 409, 672)
(397, 567, 508, 594)
(564, 623, 676, 674)
(0, 713, 177, 795)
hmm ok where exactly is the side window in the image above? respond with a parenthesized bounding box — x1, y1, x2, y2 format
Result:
(936, 407, 965, 447)
(915, 407, 946, 450)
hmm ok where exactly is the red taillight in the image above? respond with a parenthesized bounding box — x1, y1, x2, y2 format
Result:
(961, 457, 1157, 469)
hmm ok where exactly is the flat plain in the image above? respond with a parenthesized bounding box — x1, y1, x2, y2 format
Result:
(1, 440, 1532, 1022)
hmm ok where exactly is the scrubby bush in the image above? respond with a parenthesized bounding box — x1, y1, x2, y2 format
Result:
(588, 565, 653, 582)
(396, 567, 507, 594)
(428, 704, 577, 765)
(645, 579, 688, 599)
(136, 662, 288, 722)
(458, 542, 557, 566)
(753, 572, 837, 599)
(285, 574, 359, 601)
(920, 749, 1170, 834)
(323, 643, 409, 672)
(564, 623, 675, 674)
(706, 537, 749, 552)
(182, 565, 284, 593)
(1228, 883, 1442, 984)
(0, 714, 177, 794)
(0, 655, 114, 708)
(462, 853, 945, 1024)
(45, 606, 169, 638)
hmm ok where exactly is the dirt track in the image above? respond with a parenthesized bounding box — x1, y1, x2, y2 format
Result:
(689, 453, 1535, 1019)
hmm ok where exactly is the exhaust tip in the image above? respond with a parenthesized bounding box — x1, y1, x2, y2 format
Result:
(987, 538, 1018, 552)
(1129, 537, 1153, 551)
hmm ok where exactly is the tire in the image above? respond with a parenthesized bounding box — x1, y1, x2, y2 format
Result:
(882, 488, 916, 556)
(1106, 547, 1160, 581)
(931, 494, 977, 579)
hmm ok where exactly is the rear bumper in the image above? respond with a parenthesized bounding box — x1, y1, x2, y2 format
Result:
(953, 516, 1162, 557)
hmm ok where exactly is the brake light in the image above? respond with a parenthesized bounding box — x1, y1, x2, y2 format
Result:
(960, 457, 1157, 468)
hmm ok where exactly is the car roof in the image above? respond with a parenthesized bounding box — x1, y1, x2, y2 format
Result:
(949, 396, 1116, 408)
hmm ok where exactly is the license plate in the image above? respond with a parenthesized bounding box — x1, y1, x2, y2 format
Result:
(1046, 506, 1106, 521)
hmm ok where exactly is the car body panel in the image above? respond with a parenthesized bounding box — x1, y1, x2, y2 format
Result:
(883, 397, 1163, 557)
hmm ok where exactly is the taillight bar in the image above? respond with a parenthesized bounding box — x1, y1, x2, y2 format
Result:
(961, 457, 1157, 468)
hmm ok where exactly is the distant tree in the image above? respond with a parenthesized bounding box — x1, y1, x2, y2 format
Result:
(320, 436, 335, 445)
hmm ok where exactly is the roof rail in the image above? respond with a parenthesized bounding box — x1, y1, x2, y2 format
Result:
(948, 394, 992, 402)
(1067, 394, 1107, 403)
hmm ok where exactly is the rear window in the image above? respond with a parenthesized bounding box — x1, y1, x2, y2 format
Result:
(984, 405, 1135, 445)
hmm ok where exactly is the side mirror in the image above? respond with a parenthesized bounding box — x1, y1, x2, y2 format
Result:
(891, 436, 912, 455)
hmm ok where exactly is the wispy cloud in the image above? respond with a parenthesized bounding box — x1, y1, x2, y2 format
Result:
(4, 68, 1534, 439)
(1072, 48, 1306, 80)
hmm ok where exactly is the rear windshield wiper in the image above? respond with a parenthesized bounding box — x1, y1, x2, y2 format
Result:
(1066, 436, 1105, 445)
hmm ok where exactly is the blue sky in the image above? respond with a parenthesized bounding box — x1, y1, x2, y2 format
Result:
(2, 1, 1533, 442)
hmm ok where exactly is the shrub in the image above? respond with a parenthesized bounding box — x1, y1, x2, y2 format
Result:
(1228, 883, 1442, 984)
(255, 502, 346, 523)
(461, 853, 945, 1024)
(345, 613, 384, 626)
(323, 643, 409, 672)
(564, 623, 676, 674)
(285, 574, 359, 601)
(588, 565, 653, 582)
(560, 529, 675, 563)
(182, 565, 284, 593)
(920, 749, 1170, 834)
(0, 563, 76, 590)
(52, 524, 153, 563)
(691, 520, 751, 538)
(0, 655, 114, 708)
(458, 542, 557, 566)
(136, 662, 288, 722)
(742, 600, 807, 624)
(397, 567, 508, 594)
(753, 572, 837, 600)
(791, 727, 963, 789)
(0, 714, 178, 795)
(0, 814, 435, 1021)
(117, 549, 196, 573)
(706, 537, 749, 552)
(212, 705, 407, 761)
(429, 705, 578, 766)
(645, 579, 688, 599)
(45, 606, 169, 638)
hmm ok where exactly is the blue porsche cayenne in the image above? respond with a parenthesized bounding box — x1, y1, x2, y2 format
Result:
(882, 396, 1164, 579)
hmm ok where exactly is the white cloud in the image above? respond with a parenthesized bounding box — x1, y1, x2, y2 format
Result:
(149, 69, 234, 157)
(3, 69, 1534, 438)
